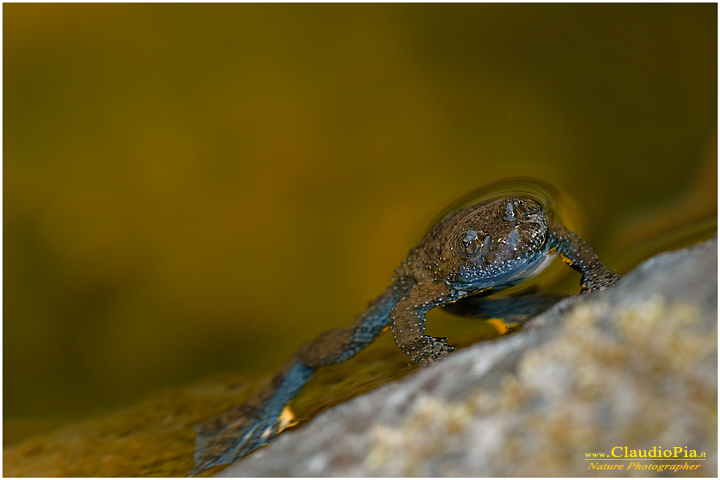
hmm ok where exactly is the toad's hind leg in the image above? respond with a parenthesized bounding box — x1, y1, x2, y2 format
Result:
(191, 286, 402, 475)
(442, 290, 566, 321)
(191, 359, 314, 476)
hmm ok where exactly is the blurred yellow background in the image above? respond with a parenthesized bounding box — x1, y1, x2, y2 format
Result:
(4, 4, 716, 435)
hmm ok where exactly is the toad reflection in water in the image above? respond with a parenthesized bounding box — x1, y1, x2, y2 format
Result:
(191, 196, 620, 475)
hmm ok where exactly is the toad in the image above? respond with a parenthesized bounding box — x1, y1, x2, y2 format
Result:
(191, 196, 620, 475)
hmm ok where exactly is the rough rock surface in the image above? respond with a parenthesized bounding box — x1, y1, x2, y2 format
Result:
(219, 238, 717, 477)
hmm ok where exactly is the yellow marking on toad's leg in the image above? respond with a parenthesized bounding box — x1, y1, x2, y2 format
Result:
(277, 405, 298, 432)
(486, 318, 519, 335)
(559, 252, 575, 267)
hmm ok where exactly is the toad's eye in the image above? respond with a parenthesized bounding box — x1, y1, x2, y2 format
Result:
(460, 230, 483, 257)
(515, 198, 541, 216)
(516, 199, 531, 216)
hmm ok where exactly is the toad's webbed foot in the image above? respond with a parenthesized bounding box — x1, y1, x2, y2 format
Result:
(403, 335, 456, 367)
(192, 406, 283, 475)
(190, 361, 315, 475)
(581, 269, 622, 292)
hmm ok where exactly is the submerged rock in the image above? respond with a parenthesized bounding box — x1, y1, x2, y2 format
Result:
(219, 237, 717, 477)
(2, 374, 267, 477)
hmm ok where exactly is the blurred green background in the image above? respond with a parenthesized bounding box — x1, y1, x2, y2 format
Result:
(4, 4, 716, 440)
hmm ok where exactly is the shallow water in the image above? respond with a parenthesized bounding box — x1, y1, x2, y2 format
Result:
(4, 4, 716, 444)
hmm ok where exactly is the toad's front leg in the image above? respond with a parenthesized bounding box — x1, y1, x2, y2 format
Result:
(547, 218, 622, 292)
(390, 283, 456, 366)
